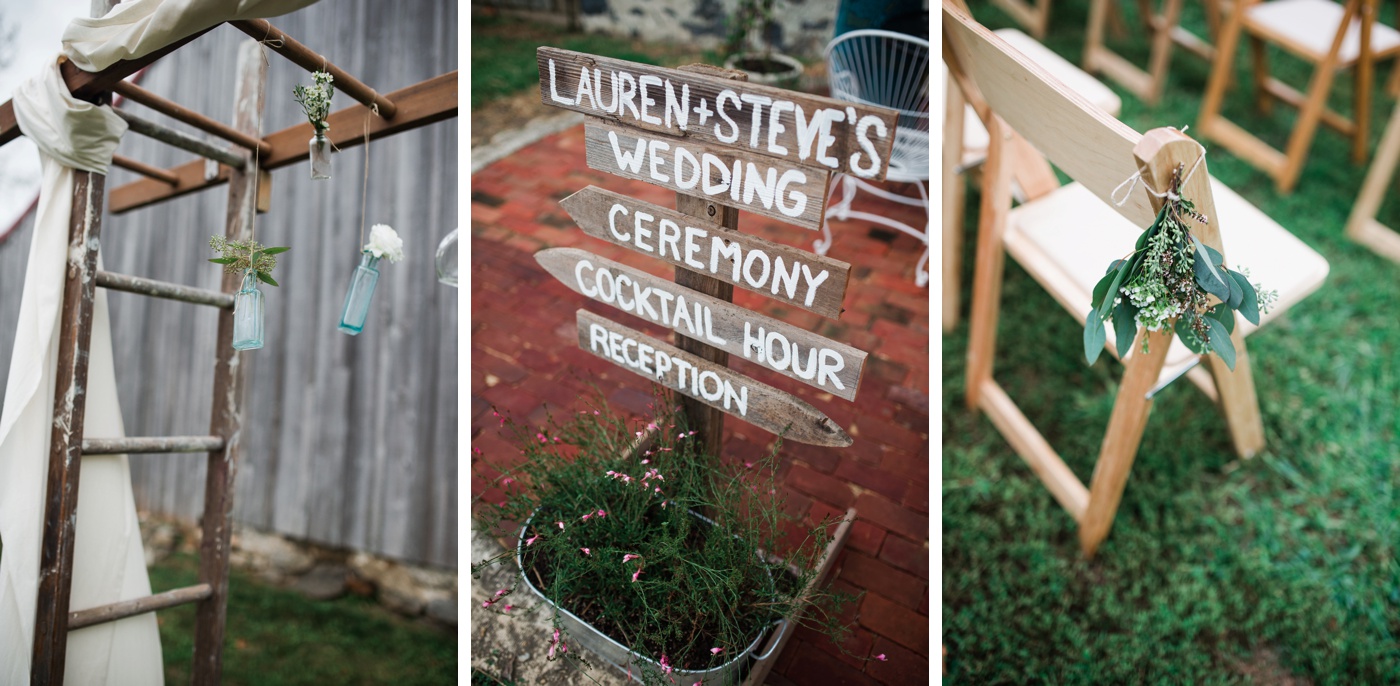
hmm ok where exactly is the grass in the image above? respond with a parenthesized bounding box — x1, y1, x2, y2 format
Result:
(470, 14, 722, 109)
(149, 553, 456, 685)
(945, 2, 1400, 683)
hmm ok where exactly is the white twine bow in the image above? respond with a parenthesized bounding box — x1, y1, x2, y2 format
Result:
(1110, 126, 1206, 207)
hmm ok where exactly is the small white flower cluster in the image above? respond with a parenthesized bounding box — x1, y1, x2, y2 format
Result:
(364, 224, 404, 262)
(293, 71, 334, 131)
(1123, 279, 1180, 332)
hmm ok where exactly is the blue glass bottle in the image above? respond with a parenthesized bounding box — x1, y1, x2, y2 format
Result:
(232, 270, 265, 350)
(338, 252, 380, 335)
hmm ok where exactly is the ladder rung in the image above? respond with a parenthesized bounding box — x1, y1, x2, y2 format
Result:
(82, 436, 224, 454)
(96, 270, 234, 309)
(68, 583, 212, 631)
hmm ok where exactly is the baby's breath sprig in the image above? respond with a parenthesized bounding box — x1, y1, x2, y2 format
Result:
(1084, 165, 1268, 371)
(293, 71, 334, 133)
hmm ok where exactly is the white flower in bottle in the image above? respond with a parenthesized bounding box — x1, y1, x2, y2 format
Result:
(365, 224, 404, 262)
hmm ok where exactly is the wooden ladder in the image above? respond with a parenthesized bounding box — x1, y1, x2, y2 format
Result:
(29, 39, 267, 686)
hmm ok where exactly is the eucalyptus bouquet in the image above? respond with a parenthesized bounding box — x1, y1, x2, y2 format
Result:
(293, 70, 334, 133)
(1084, 170, 1277, 370)
(472, 392, 861, 684)
(209, 235, 288, 286)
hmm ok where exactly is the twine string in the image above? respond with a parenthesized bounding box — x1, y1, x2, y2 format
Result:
(1111, 126, 1206, 207)
(358, 102, 380, 251)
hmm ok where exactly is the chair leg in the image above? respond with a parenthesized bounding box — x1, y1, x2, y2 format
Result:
(1249, 35, 1272, 115)
(944, 79, 968, 330)
(1146, 0, 1185, 106)
(1206, 326, 1266, 458)
(1197, 0, 1246, 139)
(1353, 2, 1375, 164)
(965, 119, 1013, 410)
(1277, 2, 1354, 191)
(1078, 329, 1174, 558)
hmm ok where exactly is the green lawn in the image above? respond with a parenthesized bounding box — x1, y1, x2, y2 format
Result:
(150, 553, 456, 685)
(945, 2, 1400, 683)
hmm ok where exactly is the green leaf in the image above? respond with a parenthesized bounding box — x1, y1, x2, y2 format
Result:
(1224, 268, 1244, 309)
(1113, 300, 1138, 359)
(1084, 309, 1107, 365)
(1191, 236, 1230, 300)
(1098, 262, 1133, 320)
(1135, 205, 1166, 251)
(1175, 314, 1209, 354)
(1231, 271, 1260, 326)
(251, 250, 264, 263)
(263, 246, 291, 255)
(1205, 316, 1236, 371)
(1207, 303, 1236, 335)
(1092, 268, 1118, 312)
(256, 271, 279, 287)
(208, 257, 236, 265)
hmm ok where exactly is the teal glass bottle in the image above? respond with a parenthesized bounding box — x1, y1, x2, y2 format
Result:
(337, 253, 380, 335)
(232, 270, 265, 350)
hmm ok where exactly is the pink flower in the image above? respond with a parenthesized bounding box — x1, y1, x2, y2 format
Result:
(647, 422, 659, 431)
(687, 430, 697, 436)
(526, 534, 541, 546)
(635, 431, 643, 438)
(537, 433, 547, 443)
(710, 647, 723, 655)
(678, 432, 686, 439)
(556, 521, 565, 530)
(654, 487, 661, 493)
(623, 554, 641, 563)
(597, 509, 606, 517)
(502, 477, 514, 486)
(659, 654, 672, 674)
(593, 410, 600, 415)
(641, 459, 650, 464)
(494, 589, 509, 599)
(503, 604, 514, 612)
(875, 653, 887, 661)
(631, 566, 643, 583)
(580, 547, 590, 555)
(482, 600, 492, 608)
(581, 513, 592, 521)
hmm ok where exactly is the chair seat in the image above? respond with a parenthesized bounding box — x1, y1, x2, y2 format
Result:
(1246, 0, 1400, 65)
(1005, 179, 1330, 383)
(960, 29, 1123, 158)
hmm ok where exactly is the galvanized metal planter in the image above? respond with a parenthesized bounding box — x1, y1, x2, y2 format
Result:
(516, 510, 787, 685)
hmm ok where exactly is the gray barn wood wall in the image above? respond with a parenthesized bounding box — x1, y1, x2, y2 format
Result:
(0, 0, 458, 569)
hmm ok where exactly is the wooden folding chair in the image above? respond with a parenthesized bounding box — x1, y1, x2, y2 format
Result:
(990, 0, 1054, 38)
(943, 27, 1122, 330)
(1344, 95, 1400, 261)
(1197, 0, 1400, 193)
(1084, 0, 1226, 105)
(944, 1, 1330, 556)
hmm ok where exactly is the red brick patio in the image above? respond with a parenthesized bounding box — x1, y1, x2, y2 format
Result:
(470, 124, 930, 685)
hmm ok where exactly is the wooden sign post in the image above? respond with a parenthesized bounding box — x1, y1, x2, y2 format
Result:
(535, 47, 898, 454)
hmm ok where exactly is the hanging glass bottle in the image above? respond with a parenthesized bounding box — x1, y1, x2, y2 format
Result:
(337, 252, 381, 335)
(232, 269, 265, 350)
(435, 228, 459, 287)
(309, 131, 331, 180)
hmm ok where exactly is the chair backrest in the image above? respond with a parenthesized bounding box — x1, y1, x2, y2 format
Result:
(827, 28, 930, 179)
(943, 2, 1159, 228)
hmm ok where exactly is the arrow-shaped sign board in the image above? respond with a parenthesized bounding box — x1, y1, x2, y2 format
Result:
(575, 310, 853, 447)
(538, 247, 866, 401)
(560, 186, 851, 319)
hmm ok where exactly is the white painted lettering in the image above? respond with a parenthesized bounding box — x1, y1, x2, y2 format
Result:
(638, 75, 663, 125)
(715, 90, 742, 143)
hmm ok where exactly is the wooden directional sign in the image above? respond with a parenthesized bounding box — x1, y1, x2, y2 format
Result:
(538, 247, 866, 401)
(576, 310, 853, 447)
(538, 47, 900, 181)
(583, 120, 832, 230)
(560, 186, 851, 318)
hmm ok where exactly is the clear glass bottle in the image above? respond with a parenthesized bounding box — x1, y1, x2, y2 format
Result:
(435, 228, 459, 287)
(309, 130, 331, 180)
(338, 252, 380, 335)
(232, 270, 265, 350)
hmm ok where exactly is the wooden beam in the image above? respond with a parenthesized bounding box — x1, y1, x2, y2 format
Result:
(1, 27, 216, 147)
(97, 270, 235, 308)
(111, 155, 180, 185)
(109, 71, 457, 214)
(114, 80, 272, 155)
(113, 108, 247, 169)
(68, 584, 212, 631)
(81, 436, 225, 454)
(228, 19, 398, 118)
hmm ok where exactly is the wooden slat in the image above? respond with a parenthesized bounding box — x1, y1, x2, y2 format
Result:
(108, 71, 457, 213)
(575, 310, 852, 447)
(111, 155, 180, 185)
(535, 247, 867, 400)
(229, 19, 398, 118)
(114, 108, 247, 169)
(97, 270, 235, 308)
(558, 186, 851, 318)
(583, 119, 832, 231)
(113, 80, 272, 155)
(1, 27, 216, 147)
(68, 584, 212, 631)
(538, 47, 900, 181)
(193, 38, 263, 684)
(1260, 77, 1354, 135)
(81, 436, 225, 454)
(978, 380, 1089, 520)
(31, 170, 105, 686)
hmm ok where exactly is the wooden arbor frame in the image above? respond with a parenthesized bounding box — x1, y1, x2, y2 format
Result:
(0, 19, 457, 685)
(1197, 0, 1400, 193)
(945, 2, 1270, 557)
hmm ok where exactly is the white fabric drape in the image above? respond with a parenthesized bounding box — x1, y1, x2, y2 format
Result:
(63, 0, 319, 72)
(0, 56, 163, 685)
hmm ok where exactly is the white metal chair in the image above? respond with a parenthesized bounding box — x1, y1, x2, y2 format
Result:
(818, 29, 931, 287)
